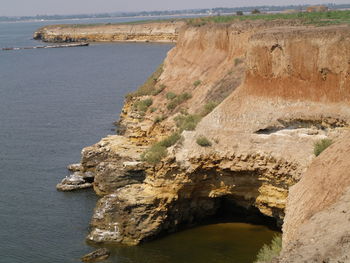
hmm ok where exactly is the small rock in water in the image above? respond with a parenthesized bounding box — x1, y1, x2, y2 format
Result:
(81, 248, 110, 262)
(56, 172, 93, 191)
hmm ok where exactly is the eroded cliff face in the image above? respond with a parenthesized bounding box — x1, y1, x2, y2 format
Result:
(277, 133, 350, 263)
(33, 22, 184, 43)
(66, 21, 350, 245)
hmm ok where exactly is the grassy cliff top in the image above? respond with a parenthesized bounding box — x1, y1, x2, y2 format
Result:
(40, 10, 350, 30)
(186, 10, 350, 26)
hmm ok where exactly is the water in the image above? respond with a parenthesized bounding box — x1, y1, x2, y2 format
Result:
(0, 19, 277, 263)
(106, 223, 277, 263)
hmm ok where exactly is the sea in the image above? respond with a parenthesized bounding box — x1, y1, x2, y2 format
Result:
(0, 16, 277, 263)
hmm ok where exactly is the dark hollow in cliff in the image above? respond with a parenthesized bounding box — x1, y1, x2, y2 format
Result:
(141, 195, 280, 244)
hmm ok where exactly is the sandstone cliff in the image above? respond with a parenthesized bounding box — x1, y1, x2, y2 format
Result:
(278, 133, 350, 262)
(33, 21, 184, 43)
(58, 20, 350, 249)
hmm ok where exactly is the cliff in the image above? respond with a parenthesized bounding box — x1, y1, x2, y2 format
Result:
(33, 21, 184, 43)
(57, 20, 350, 256)
(278, 133, 350, 262)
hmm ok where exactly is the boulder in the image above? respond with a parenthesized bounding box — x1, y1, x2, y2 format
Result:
(81, 248, 110, 262)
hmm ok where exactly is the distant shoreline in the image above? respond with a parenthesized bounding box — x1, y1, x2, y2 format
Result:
(2, 3, 350, 24)
(0, 13, 208, 24)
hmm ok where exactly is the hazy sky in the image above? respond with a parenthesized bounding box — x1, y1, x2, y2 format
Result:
(2, 0, 349, 16)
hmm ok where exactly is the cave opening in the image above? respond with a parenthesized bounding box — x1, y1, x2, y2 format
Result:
(212, 196, 280, 231)
(164, 194, 281, 240)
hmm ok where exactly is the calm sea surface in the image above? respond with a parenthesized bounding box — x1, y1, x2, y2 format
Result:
(0, 17, 277, 263)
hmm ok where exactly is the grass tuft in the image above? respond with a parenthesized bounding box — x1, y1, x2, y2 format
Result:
(201, 101, 219, 116)
(158, 132, 182, 148)
(196, 136, 212, 147)
(254, 234, 282, 263)
(314, 138, 333, 156)
(141, 144, 167, 165)
(174, 114, 202, 131)
(193, 80, 202, 87)
(154, 115, 166, 124)
(126, 64, 163, 98)
(166, 92, 177, 100)
(152, 84, 166, 96)
(234, 58, 244, 66)
(133, 98, 153, 113)
(141, 132, 182, 164)
(167, 92, 192, 111)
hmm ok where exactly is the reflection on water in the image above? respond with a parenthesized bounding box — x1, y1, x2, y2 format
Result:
(104, 223, 278, 263)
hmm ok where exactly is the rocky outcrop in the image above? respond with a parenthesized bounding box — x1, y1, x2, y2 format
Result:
(278, 133, 350, 263)
(60, 20, 350, 247)
(81, 248, 110, 262)
(33, 21, 184, 43)
(56, 163, 94, 191)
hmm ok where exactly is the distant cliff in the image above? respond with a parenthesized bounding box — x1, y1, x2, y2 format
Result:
(33, 21, 185, 43)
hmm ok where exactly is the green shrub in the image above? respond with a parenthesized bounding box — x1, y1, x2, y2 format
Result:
(167, 101, 178, 111)
(234, 58, 243, 66)
(167, 92, 192, 111)
(314, 138, 333, 156)
(133, 98, 153, 113)
(150, 107, 157, 113)
(166, 92, 177, 100)
(193, 80, 202, 87)
(175, 114, 202, 131)
(180, 108, 189, 115)
(196, 136, 212, 147)
(177, 92, 192, 101)
(251, 9, 261, 14)
(126, 64, 163, 98)
(141, 144, 167, 165)
(158, 132, 181, 148)
(152, 84, 166, 96)
(254, 235, 282, 263)
(201, 101, 219, 116)
(141, 133, 182, 164)
(154, 115, 166, 124)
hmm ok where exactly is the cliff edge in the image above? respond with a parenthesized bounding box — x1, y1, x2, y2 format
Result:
(33, 21, 185, 43)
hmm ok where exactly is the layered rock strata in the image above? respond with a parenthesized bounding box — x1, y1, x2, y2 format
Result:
(33, 21, 184, 43)
(60, 21, 350, 246)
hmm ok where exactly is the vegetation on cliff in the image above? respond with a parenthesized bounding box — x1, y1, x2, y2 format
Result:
(141, 132, 182, 164)
(186, 10, 350, 26)
(313, 138, 333, 156)
(141, 100, 219, 163)
(254, 234, 282, 263)
(196, 136, 212, 147)
(166, 92, 192, 111)
(126, 64, 164, 98)
(133, 98, 153, 114)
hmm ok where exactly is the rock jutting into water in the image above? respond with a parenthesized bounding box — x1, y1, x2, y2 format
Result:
(56, 171, 94, 191)
(1, 43, 89, 51)
(47, 18, 350, 262)
(81, 248, 110, 262)
(33, 21, 184, 43)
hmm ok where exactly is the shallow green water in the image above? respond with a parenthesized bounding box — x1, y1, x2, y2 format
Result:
(105, 223, 278, 263)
